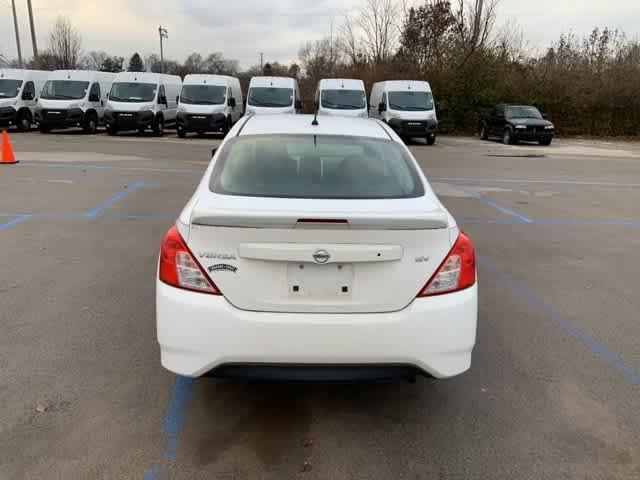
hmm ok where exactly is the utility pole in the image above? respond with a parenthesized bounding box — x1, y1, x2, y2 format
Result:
(11, 0, 23, 67)
(159, 26, 168, 73)
(260, 52, 264, 72)
(27, 0, 38, 58)
(330, 18, 334, 74)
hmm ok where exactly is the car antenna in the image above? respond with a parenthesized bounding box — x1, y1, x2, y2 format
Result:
(312, 104, 319, 126)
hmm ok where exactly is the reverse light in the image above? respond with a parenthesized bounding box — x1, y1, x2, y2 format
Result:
(158, 225, 221, 295)
(418, 232, 476, 297)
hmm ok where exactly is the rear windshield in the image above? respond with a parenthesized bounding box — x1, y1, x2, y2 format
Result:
(209, 135, 424, 199)
(0, 79, 22, 98)
(41, 80, 89, 100)
(248, 87, 293, 107)
(321, 89, 366, 109)
(180, 85, 226, 105)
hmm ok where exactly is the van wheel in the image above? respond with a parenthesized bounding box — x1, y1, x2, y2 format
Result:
(153, 116, 164, 137)
(177, 126, 187, 138)
(222, 117, 232, 136)
(17, 111, 32, 131)
(426, 134, 436, 146)
(83, 113, 98, 134)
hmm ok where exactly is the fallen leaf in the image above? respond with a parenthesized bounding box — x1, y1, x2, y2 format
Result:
(35, 404, 46, 413)
(302, 437, 313, 448)
(302, 461, 312, 473)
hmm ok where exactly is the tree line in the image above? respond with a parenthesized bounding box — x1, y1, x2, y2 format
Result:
(8, 1, 640, 137)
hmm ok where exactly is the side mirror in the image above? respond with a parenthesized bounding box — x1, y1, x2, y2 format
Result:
(378, 102, 386, 113)
(228, 97, 236, 108)
(160, 96, 168, 106)
(176, 96, 179, 104)
(89, 93, 100, 102)
(295, 100, 302, 110)
(106, 93, 109, 99)
(211, 147, 217, 157)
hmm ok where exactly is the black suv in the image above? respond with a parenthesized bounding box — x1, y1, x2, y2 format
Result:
(480, 104, 555, 145)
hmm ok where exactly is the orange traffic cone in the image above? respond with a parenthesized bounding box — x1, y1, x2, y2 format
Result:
(1, 130, 17, 164)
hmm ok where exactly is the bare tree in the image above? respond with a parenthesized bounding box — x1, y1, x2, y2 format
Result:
(338, 13, 363, 66)
(48, 16, 82, 69)
(454, 0, 500, 66)
(358, 0, 399, 63)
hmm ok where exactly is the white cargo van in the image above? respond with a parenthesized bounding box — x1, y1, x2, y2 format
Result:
(315, 78, 367, 118)
(0, 69, 50, 131)
(177, 74, 242, 137)
(370, 80, 438, 145)
(35, 70, 115, 133)
(105, 72, 182, 136)
(245, 76, 301, 115)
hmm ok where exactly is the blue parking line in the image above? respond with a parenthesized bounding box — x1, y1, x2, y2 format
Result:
(0, 215, 30, 233)
(478, 255, 640, 385)
(144, 376, 194, 479)
(22, 161, 203, 175)
(453, 185, 533, 223)
(84, 181, 145, 219)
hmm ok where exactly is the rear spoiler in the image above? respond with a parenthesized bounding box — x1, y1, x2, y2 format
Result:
(191, 210, 449, 230)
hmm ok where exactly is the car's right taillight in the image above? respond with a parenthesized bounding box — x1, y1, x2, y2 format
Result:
(418, 232, 476, 297)
(158, 225, 221, 295)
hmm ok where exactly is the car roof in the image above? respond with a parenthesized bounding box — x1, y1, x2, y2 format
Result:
(239, 114, 391, 139)
(183, 74, 236, 86)
(249, 76, 295, 87)
(319, 78, 365, 90)
(374, 80, 431, 92)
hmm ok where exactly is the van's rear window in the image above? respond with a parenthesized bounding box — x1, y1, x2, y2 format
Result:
(209, 135, 424, 199)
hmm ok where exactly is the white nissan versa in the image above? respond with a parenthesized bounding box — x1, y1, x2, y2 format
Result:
(156, 114, 478, 382)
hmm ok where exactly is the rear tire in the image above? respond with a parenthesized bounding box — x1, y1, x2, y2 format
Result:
(177, 126, 187, 138)
(480, 124, 488, 140)
(539, 137, 552, 146)
(16, 110, 32, 132)
(426, 134, 436, 146)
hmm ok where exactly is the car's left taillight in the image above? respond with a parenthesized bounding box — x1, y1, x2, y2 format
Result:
(417, 232, 476, 297)
(158, 225, 221, 295)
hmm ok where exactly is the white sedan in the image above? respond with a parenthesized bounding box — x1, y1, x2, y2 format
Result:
(156, 114, 477, 382)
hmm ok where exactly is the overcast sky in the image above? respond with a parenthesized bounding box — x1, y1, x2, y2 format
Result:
(2, 0, 639, 67)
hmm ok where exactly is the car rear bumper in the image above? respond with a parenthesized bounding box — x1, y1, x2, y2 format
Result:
(0, 107, 17, 126)
(156, 280, 478, 380)
(177, 112, 226, 132)
(35, 108, 86, 128)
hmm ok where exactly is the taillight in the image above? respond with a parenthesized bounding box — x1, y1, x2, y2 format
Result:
(158, 225, 221, 295)
(418, 232, 476, 297)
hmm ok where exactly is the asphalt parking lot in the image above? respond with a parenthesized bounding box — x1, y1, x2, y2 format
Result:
(1, 130, 639, 479)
